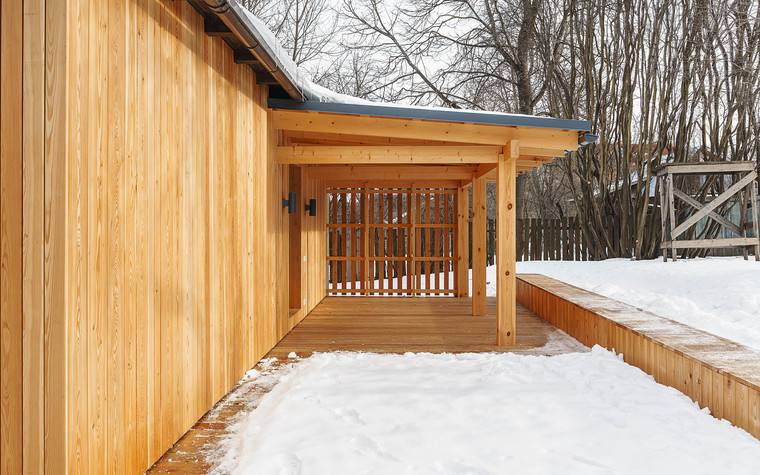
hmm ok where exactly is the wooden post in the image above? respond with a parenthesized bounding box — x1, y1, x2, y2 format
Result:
(472, 174, 487, 316)
(751, 180, 760, 261)
(667, 173, 677, 261)
(741, 188, 749, 261)
(497, 141, 518, 346)
(363, 184, 369, 295)
(456, 183, 469, 297)
(659, 174, 668, 262)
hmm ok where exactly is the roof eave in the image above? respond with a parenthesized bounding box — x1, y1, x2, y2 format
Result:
(268, 98, 591, 133)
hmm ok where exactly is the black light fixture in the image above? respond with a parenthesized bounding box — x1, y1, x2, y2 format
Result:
(304, 198, 317, 217)
(282, 192, 297, 214)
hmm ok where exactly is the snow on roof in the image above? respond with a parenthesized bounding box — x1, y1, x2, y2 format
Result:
(238, 4, 591, 132)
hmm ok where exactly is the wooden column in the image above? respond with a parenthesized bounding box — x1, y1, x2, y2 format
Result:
(659, 173, 668, 262)
(497, 141, 518, 346)
(472, 175, 487, 315)
(666, 173, 677, 261)
(752, 180, 760, 261)
(456, 183, 470, 297)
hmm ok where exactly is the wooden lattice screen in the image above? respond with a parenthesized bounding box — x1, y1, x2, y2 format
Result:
(327, 187, 459, 296)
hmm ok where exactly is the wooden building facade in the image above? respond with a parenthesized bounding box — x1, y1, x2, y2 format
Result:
(0, 0, 590, 473)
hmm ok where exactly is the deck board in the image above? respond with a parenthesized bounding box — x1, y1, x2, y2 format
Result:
(147, 296, 577, 473)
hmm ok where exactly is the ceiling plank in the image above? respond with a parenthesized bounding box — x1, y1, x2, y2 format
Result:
(283, 130, 459, 146)
(278, 145, 501, 165)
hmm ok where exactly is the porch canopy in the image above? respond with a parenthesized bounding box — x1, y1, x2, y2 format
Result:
(271, 98, 591, 346)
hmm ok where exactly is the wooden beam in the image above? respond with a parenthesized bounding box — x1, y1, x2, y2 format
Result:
(516, 158, 551, 168)
(662, 237, 760, 249)
(497, 141, 518, 346)
(518, 146, 568, 158)
(233, 49, 259, 65)
(656, 161, 756, 176)
(254, 71, 279, 85)
(671, 171, 757, 239)
(457, 184, 470, 297)
(474, 164, 497, 180)
(272, 110, 579, 149)
(284, 130, 460, 147)
(305, 165, 478, 181)
(203, 18, 235, 39)
(322, 180, 462, 189)
(278, 145, 501, 165)
(671, 188, 742, 235)
(472, 175, 487, 316)
(752, 181, 760, 261)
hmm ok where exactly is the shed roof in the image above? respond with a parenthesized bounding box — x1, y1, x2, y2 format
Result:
(195, 1, 591, 137)
(268, 99, 591, 132)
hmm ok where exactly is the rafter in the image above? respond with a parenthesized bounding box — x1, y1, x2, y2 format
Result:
(277, 145, 501, 165)
(305, 165, 477, 181)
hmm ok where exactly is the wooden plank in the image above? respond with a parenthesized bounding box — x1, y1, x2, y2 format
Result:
(68, 0, 90, 471)
(659, 173, 668, 261)
(278, 145, 502, 164)
(414, 190, 421, 294)
(430, 193, 437, 293)
(271, 109, 580, 149)
(662, 237, 759, 249)
(397, 191, 404, 293)
(362, 185, 373, 296)
(306, 165, 477, 181)
(497, 142, 518, 346)
(342, 193, 348, 290)
(1, 0, 24, 471)
(751, 180, 760, 261)
(472, 175, 487, 315)
(21, 0, 46, 471)
(330, 193, 337, 293)
(45, 0, 68, 469)
(667, 173, 677, 261)
(656, 161, 756, 175)
(457, 185, 469, 297)
(443, 193, 450, 294)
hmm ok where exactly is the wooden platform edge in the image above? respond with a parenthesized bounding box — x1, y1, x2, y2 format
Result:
(517, 274, 760, 441)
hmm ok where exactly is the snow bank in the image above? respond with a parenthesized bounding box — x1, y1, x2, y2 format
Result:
(228, 349, 760, 474)
(516, 257, 760, 350)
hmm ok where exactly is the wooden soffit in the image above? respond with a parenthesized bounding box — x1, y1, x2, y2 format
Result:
(272, 109, 578, 165)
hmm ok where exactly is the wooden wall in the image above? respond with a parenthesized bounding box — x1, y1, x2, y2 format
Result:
(0, 0, 327, 473)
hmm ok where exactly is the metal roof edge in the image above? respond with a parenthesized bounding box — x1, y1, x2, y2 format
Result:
(268, 98, 591, 131)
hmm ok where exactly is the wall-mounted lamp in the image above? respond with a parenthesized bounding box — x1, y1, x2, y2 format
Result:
(304, 199, 317, 217)
(282, 192, 297, 214)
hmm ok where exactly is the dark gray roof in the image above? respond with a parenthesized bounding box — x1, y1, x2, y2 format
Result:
(268, 98, 591, 131)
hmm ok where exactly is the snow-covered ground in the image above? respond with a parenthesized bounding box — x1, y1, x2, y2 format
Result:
(224, 348, 760, 474)
(515, 257, 760, 350)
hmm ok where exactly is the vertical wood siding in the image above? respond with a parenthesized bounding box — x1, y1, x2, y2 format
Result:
(1, 0, 328, 472)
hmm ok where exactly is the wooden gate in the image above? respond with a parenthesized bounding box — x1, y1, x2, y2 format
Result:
(327, 187, 460, 296)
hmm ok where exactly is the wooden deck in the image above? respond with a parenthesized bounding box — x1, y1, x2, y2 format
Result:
(147, 296, 579, 473)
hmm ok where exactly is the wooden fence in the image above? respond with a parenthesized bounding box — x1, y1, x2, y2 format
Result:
(479, 215, 626, 262)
